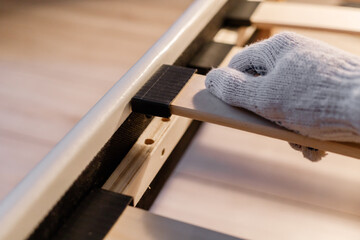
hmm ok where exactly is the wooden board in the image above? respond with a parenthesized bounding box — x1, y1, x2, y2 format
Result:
(270, 27, 360, 56)
(171, 73, 360, 159)
(251, 1, 360, 35)
(105, 206, 241, 240)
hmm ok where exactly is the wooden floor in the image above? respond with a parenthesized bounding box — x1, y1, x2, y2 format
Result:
(0, 0, 193, 201)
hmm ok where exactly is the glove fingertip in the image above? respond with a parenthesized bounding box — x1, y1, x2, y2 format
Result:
(289, 143, 327, 162)
(205, 68, 229, 99)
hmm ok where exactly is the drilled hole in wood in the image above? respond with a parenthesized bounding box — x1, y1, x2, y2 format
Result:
(144, 139, 154, 145)
(161, 118, 170, 122)
(161, 148, 165, 156)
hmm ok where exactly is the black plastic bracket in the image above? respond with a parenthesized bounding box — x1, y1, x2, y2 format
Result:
(53, 189, 132, 240)
(131, 64, 196, 118)
(225, 0, 260, 26)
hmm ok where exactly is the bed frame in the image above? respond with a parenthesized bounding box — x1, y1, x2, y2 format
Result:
(1, 1, 359, 239)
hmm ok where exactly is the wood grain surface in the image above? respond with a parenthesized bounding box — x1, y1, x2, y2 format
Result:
(252, 1, 360, 35)
(0, 0, 193, 201)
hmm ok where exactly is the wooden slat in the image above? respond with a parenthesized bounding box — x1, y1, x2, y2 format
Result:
(170, 73, 360, 159)
(251, 2, 360, 35)
(104, 206, 242, 240)
(270, 27, 360, 56)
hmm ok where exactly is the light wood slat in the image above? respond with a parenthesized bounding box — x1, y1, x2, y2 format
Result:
(213, 28, 239, 45)
(171, 73, 360, 159)
(270, 27, 360, 56)
(251, 2, 360, 35)
(104, 206, 241, 240)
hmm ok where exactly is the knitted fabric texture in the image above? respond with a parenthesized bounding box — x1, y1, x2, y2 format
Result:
(205, 32, 360, 161)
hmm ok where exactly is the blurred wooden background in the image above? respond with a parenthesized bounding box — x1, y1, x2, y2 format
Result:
(0, 0, 193, 200)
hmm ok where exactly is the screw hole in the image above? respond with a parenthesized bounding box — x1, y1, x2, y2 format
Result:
(144, 139, 154, 145)
(161, 118, 170, 122)
(161, 148, 165, 156)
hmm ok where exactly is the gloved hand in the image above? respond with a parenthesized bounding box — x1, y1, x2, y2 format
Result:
(205, 32, 360, 161)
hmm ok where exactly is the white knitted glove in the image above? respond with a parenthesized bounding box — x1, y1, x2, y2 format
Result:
(205, 32, 360, 161)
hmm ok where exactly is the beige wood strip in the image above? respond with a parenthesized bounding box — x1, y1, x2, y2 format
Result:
(270, 27, 360, 56)
(104, 206, 241, 240)
(171, 73, 360, 159)
(251, 2, 360, 35)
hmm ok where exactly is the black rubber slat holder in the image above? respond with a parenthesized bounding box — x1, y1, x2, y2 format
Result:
(53, 189, 132, 240)
(225, 0, 260, 26)
(131, 64, 196, 118)
(188, 41, 233, 75)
